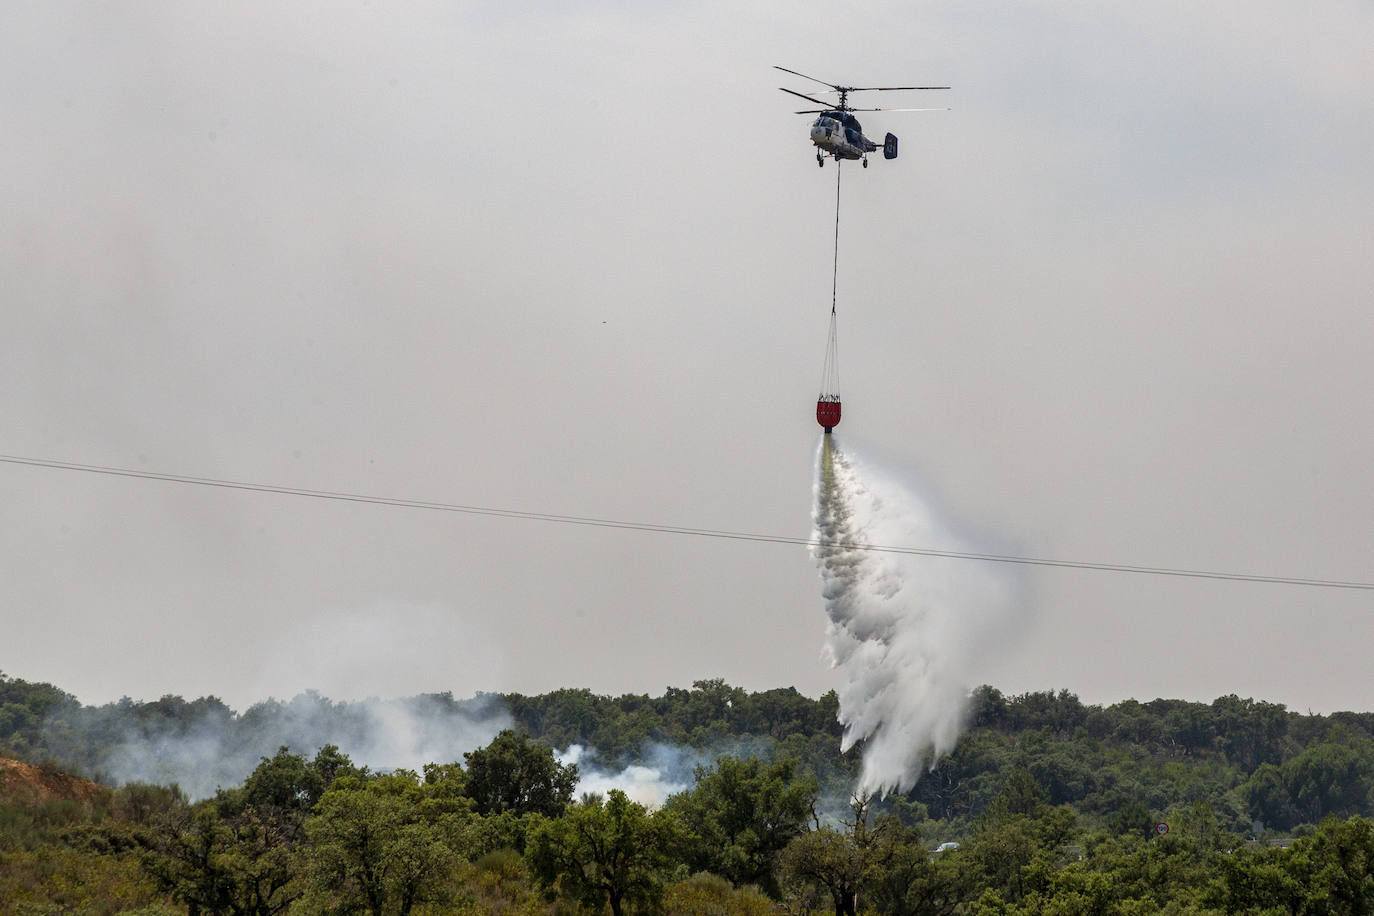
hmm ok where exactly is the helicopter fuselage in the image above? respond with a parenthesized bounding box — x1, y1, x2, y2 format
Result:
(810, 110, 876, 160)
(808, 110, 896, 166)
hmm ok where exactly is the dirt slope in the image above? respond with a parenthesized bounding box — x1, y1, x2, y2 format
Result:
(0, 756, 104, 806)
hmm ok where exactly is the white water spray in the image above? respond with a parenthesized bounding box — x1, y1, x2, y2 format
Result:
(812, 437, 1019, 795)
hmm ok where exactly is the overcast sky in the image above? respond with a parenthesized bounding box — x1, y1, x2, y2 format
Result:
(3, 1, 1371, 715)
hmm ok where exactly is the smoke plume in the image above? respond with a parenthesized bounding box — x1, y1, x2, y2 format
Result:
(557, 742, 709, 809)
(812, 437, 1019, 795)
(94, 691, 511, 800)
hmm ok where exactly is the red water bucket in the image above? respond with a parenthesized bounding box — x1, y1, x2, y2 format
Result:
(816, 398, 841, 432)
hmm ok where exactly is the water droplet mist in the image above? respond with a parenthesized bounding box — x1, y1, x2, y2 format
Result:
(813, 436, 1020, 795)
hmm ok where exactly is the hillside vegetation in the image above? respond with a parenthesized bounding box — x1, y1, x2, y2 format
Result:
(5, 669, 1374, 913)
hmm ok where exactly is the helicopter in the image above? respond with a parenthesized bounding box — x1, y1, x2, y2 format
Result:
(776, 65, 949, 168)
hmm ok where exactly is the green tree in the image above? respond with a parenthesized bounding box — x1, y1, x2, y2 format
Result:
(527, 789, 675, 916)
(1211, 694, 1289, 770)
(141, 803, 298, 916)
(1242, 761, 1298, 832)
(985, 768, 1049, 822)
(965, 771, 1075, 906)
(1106, 801, 1155, 840)
(865, 819, 965, 916)
(781, 825, 864, 916)
(779, 795, 881, 916)
(1208, 840, 1303, 913)
(1005, 690, 1087, 738)
(1274, 816, 1374, 913)
(969, 686, 1009, 730)
(300, 772, 474, 916)
(782, 795, 964, 916)
(1204, 820, 1374, 914)
(462, 730, 577, 818)
(1282, 741, 1374, 825)
(238, 746, 325, 814)
(139, 747, 360, 916)
(663, 755, 817, 897)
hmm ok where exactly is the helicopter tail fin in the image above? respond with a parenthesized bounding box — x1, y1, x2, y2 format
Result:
(883, 132, 898, 159)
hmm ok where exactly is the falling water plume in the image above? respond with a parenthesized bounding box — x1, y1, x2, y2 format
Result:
(813, 436, 1018, 795)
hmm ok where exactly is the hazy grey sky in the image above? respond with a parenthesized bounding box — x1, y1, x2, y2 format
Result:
(3, 1, 1371, 714)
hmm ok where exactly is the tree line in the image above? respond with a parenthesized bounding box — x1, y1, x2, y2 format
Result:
(7, 671, 1374, 911)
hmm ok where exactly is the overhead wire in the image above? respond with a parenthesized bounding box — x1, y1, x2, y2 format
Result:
(1, 452, 1371, 591)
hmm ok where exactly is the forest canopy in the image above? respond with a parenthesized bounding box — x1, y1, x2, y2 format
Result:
(6, 670, 1374, 912)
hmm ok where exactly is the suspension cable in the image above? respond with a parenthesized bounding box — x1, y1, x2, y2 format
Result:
(831, 161, 842, 315)
(818, 162, 843, 400)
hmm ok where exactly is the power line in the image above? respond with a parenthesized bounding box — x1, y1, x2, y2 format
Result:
(2, 452, 1371, 591)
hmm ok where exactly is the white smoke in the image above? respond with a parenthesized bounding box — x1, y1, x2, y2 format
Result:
(812, 437, 1020, 795)
(96, 690, 511, 800)
(558, 742, 708, 809)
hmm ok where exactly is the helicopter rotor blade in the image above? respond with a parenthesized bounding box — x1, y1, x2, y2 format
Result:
(807, 87, 950, 98)
(850, 85, 951, 92)
(849, 106, 951, 113)
(779, 86, 834, 108)
(773, 65, 840, 91)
